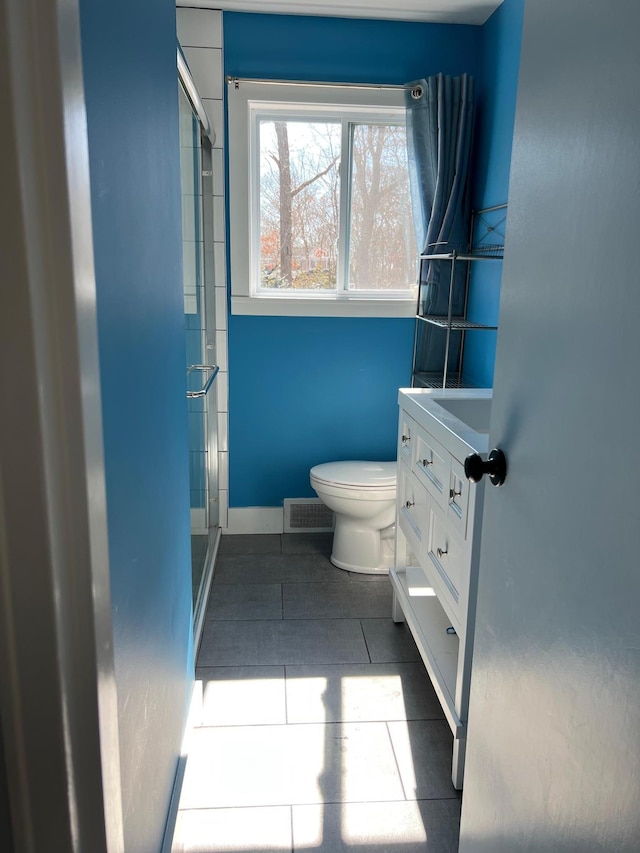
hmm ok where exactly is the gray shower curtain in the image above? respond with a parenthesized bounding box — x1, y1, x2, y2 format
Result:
(406, 73, 475, 377)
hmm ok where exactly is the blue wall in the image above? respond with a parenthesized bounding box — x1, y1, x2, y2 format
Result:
(80, 1, 193, 849)
(463, 0, 525, 387)
(224, 12, 481, 508)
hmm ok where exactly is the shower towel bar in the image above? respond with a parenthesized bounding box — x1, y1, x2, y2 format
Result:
(186, 364, 219, 398)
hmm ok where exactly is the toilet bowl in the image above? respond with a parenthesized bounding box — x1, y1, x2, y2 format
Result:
(310, 460, 397, 574)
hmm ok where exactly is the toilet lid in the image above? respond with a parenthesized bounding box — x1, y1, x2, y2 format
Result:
(310, 460, 396, 489)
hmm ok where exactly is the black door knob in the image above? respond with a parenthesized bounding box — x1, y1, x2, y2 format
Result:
(464, 449, 507, 487)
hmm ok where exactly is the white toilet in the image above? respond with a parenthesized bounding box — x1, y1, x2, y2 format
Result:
(310, 460, 397, 575)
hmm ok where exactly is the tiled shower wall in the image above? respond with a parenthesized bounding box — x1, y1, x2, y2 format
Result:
(177, 7, 229, 529)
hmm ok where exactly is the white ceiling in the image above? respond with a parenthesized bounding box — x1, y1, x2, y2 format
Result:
(176, 0, 504, 26)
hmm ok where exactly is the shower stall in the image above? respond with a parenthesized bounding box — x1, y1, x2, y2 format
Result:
(178, 49, 220, 645)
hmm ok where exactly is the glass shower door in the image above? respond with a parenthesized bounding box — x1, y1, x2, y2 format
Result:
(179, 82, 219, 632)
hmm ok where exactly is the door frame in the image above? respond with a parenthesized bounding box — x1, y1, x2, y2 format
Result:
(0, 0, 123, 849)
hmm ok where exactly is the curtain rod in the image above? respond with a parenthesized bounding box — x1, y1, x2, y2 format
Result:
(226, 76, 424, 98)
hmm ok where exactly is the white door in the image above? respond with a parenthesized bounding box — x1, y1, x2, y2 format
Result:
(459, 2, 640, 850)
(0, 0, 123, 849)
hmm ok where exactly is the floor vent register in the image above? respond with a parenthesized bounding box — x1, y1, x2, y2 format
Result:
(284, 498, 335, 533)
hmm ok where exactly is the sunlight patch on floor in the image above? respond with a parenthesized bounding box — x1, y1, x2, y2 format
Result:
(293, 801, 430, 849)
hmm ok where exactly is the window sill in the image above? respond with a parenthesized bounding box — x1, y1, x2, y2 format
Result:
(231, 295, 417, 318)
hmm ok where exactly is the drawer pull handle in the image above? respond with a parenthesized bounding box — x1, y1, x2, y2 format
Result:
(464, 449, 507, 487)
(422, 458, 432, 467)
(449, 486, 462, 500)
(436, 546, 448, 558)
(401, 434, 411, 445)
(405, 500, 415, 509)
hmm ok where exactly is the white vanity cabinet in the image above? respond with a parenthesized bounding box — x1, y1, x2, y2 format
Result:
(390, 388, 491, 789)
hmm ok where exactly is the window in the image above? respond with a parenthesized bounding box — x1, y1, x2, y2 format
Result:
(228, 82, 417, 317)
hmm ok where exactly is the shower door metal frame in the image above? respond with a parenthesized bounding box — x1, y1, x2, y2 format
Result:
(193, 128, 221, 646)
(178, 63, 221, 648)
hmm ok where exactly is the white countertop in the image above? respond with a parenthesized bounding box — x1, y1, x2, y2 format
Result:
(398, 388, 492, 458)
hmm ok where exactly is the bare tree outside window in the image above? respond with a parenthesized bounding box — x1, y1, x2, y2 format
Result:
(348, 124, 416, 290)
(260, 120, 340, 290)
(258, 115, 415, 293)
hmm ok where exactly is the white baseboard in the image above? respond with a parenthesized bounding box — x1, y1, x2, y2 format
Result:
(225, 507, 284, 534)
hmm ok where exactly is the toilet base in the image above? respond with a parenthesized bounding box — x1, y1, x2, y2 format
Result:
(330, 522, 394, 575)
(329, 555, 389, 575)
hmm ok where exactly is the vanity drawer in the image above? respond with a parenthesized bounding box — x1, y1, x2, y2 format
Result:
(398, 466, 429, 557)
(413, 428, 449, 507)
(398, 415, 415, 467)
(427, 508, 466, 626)
(447, 457, 470, 539)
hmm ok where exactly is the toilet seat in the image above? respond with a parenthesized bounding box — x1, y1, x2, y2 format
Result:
(310, 461, 396, 492)
(310, 480, 396, 502)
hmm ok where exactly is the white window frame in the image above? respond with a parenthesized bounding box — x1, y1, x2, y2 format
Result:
(228, 81, 418, 317)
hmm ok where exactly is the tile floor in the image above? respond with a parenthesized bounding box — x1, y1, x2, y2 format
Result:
(171, 533, 461, 853)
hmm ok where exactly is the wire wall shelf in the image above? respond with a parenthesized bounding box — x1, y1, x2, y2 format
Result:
(473, 203, 507, 249)
(417, 315, 498, 331)
(420, 243, 504, 261)
(411, 203, 506, 390)
(413, 372, 477, 390)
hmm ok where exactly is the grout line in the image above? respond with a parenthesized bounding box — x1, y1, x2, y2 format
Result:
(176, 804, 297, 813)
(184, 720, 406, 733)
(386, 720, 409, 801)
(176, 794, 453, 814)
(197, 661, 371, 668)
(195, 662, 286, 668)
(195, 660, 424, 671)
(201, 615, 389, 622)
(283, 665, 289, 724)
(281, 583, 284, 620)
(289, 804, 294, 853)
(281, 615, 392, 621)
(201, 615, 378, 623)
(212, 578, 352, 586)
(359, 620, 372, 663)
(216, 554, 283, 560)
(204, 617, 287, 622)
(193, 714, 444, 728)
